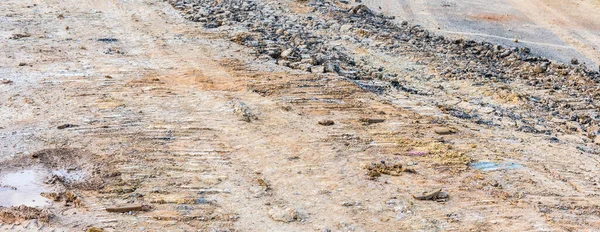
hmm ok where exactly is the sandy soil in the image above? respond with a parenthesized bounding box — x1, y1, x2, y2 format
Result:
(1, 0, 600, 231)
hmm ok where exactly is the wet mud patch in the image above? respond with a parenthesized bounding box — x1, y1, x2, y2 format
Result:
(0, 169, 52, 208)
(1, 148, 120, 190)
(0, 148, 121, 223)
(0, 170, 53, 224)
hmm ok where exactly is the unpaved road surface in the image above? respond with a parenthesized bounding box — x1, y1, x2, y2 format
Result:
(1, 0, 600, 231)
(364, 0, 600, 69)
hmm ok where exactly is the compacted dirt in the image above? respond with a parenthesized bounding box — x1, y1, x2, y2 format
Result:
(364, 0, 600, 69)
(1, 0, 600, 231)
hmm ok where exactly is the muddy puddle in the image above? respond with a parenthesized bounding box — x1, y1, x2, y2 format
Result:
(0, 169, 51, 208)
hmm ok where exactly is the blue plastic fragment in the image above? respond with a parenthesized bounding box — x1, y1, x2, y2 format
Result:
(195, 198, 209, 204)
(471, 161, 523, 171)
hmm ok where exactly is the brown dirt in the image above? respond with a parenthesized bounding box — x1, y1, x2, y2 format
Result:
(1, 0, 600, 231)
(0, 206, 51, 224)
(468, 13, 514, 22)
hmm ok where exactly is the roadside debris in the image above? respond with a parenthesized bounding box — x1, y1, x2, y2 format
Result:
(87, 227, 103, 232)
(43, 174, 64, 183)
(41, 191, 82, 207)
(40, 192, 62, 201)
(407, 150, 429, 156)
(198, 188, 231, 194)
(104, 47, 125, 55)
(287, 155, 300, 160)
(0, 79, 13, 84)
(366, 161, 415, 180)
(318, 120, 335, 126)
(434, 127, 457, 135)
(359, 118, 385, 125)
(105, 204, 149, 213)
(257, 178, 271, 191)
(341, 201, 360, 207)
(267, 207, 303, 223)
(9, 33, 30, 39)
(412, 188, 449, 202)
(349, 4, 372, 16)
(571, 58, 579, 65)
(57, 124, 78, 129)
(434, 151, 472, 167)
(97, 38, 118, 43)
(233, 100, 258, 122)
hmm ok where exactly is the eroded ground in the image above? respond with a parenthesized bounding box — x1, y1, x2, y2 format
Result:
(1, 0, 600, 231)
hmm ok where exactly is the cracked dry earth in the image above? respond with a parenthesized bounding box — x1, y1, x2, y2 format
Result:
(1, 0, 600, 231)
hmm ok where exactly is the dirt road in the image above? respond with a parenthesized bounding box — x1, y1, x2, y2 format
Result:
(1, 0, 600, 231)
(364, 0, 600, 69)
